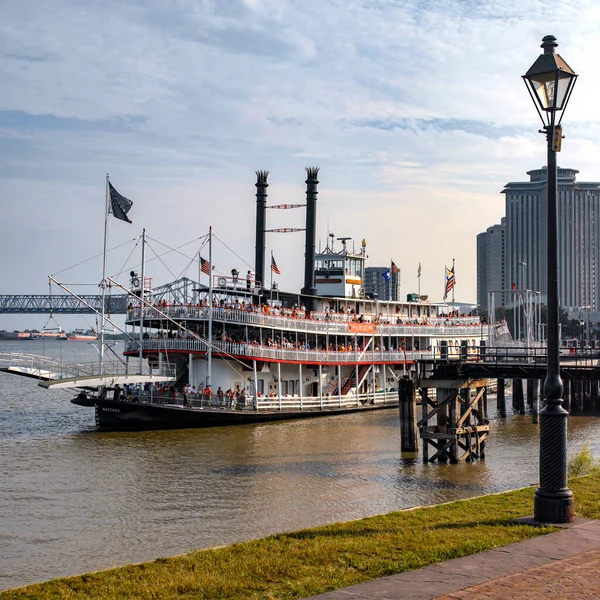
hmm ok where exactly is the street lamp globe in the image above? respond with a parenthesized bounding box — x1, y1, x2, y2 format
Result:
(523, 35, 577, 124)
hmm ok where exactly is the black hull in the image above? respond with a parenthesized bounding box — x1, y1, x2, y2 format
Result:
(92, 398, 398, 431)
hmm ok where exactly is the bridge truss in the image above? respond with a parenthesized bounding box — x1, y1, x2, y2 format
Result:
(0, 278, 204, 314)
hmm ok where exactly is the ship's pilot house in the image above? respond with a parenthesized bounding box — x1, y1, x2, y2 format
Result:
(314, 237, 366, 299)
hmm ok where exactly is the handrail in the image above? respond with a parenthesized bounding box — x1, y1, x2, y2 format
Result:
(127, 306, 483, 336)
(121, 388, 400, 412)
(0, 351, 175, 381)
(125, 338, 428, 363)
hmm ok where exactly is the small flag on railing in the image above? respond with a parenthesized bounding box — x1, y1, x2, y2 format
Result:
(391, 261, 400, 274)
(109, 182, 133, 223)
(200, 257, 211, 275)
(271, 254, 281, 275)
(417, 263, 422, 278)
(382, 270, 390, 281)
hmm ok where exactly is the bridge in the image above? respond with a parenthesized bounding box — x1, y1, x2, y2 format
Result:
(0, 278, 203, 314)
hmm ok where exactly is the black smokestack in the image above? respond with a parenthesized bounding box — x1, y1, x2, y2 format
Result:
(254, 170, 269, 291)
(301, 167, 319, 308)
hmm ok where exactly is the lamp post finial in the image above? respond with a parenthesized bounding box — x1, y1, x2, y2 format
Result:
(541, 34, 558, 53)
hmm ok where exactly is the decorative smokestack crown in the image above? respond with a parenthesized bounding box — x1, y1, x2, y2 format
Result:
(255, 170, 269, 185)
(305, 167, 319, 182)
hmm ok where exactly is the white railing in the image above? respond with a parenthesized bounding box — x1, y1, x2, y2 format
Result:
(125, 338, 431, 363)
(0, 352, 175, 381)
(127, 388, 399, 412)
(127, 306, 483, 336)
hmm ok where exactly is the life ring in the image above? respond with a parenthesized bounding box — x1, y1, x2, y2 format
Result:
(218, 276, 227, 287)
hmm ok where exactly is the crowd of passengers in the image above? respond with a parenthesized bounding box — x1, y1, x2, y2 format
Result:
(213, 333, 423, 353)
(115, 382, 251, 408)
(129, 298, 483, 326)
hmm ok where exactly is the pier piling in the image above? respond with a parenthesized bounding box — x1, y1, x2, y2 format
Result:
(531, 379, 540, 424)
(513, 379, 525, 414)
(497, 378, 506, 417)
(526, 378, 534, 408)
(563, 379, 571, 413)
(416, 377, 489, 464)
(398, 377, 418, 454)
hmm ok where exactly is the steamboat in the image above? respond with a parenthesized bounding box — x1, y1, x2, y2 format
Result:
(1, 168, 486, 431)
(83, 168, 485, 430)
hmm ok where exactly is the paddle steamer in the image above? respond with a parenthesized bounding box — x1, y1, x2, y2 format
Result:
(88, 168, 485, 430)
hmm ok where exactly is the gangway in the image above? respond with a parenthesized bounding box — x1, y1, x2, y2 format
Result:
(0, 352, 175, 389)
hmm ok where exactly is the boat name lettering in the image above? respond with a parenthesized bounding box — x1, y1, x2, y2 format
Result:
(347, 323, 376, 334)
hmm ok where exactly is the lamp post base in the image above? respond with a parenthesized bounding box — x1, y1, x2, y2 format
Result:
(534, 488, 574, 524)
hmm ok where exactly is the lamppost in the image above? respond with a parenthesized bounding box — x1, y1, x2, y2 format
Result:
(516, 261, 527, 341)
(523, 35, 577, 523)
(579, 306, 591, 346)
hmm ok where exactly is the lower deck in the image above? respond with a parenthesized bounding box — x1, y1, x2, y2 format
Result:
(87, 393, 399, 430)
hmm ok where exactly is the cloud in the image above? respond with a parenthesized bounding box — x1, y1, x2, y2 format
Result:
(1, 0, 600, 331)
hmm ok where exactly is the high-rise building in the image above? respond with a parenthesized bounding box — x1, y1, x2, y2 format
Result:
(479, 167, 600, 311)
(364, 267, 400, 301)
(476, 218, 505, 311)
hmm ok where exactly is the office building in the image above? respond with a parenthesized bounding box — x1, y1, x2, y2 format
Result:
(364, 267, 400, 301)
(478, 167, 600, 311)
(476, 218, 505, 311)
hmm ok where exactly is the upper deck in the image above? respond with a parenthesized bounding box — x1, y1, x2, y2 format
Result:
(126, 303, 483, 338)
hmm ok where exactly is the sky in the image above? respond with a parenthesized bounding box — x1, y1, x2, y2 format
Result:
(2, 0, 600, 331)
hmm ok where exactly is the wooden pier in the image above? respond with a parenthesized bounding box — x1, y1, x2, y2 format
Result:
(398, 347, 600, 464)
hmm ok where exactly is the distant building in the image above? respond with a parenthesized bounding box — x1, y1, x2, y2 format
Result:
(364, 267, 400, 301)
(478, 167, 600, 311)
(476, 218, 506, 311)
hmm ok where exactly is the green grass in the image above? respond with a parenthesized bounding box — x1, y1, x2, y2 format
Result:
(4, 473, 600, 600)
(568, 442, 600, 478)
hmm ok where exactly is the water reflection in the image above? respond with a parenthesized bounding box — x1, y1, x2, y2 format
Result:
(1, 341, 600, 590)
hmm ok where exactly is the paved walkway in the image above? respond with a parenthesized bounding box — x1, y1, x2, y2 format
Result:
(308, 518, 600, 599)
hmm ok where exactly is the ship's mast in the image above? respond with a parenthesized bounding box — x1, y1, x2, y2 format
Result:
(139, 228, 146, 374)
(206, 226, 213, 389)
(99, 174, 110, 374)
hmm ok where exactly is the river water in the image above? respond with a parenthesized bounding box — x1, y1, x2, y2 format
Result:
(2, 339, 600, 590)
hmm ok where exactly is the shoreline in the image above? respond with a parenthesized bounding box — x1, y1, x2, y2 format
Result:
(5, 474, 600, 599)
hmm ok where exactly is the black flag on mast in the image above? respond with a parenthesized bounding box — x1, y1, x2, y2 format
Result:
(109, 182, 133, 223)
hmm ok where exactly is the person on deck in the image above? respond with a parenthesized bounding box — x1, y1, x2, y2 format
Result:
(238, 388, 247, 409)
(203, 385, 213, 404)
(217, 387, 224, 405)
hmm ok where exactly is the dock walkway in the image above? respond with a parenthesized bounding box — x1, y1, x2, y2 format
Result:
(308, 518, 600, 599)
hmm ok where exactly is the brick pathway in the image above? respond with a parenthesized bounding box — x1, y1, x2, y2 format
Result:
(435, 548, 600, 599)
(308, 519, 600, 600)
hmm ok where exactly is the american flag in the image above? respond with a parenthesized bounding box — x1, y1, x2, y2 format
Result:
(391, 261, 400, 274)
(200, 257, 211, 275)
(443, 265, 456, 300)
(271, 254, 281, 275)
(108, 182, 133, 223)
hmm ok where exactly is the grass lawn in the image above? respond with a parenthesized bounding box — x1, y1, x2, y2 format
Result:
(3, 474, 600, 600)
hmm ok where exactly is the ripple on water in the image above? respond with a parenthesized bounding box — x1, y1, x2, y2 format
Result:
(2, 345, 600, 590)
